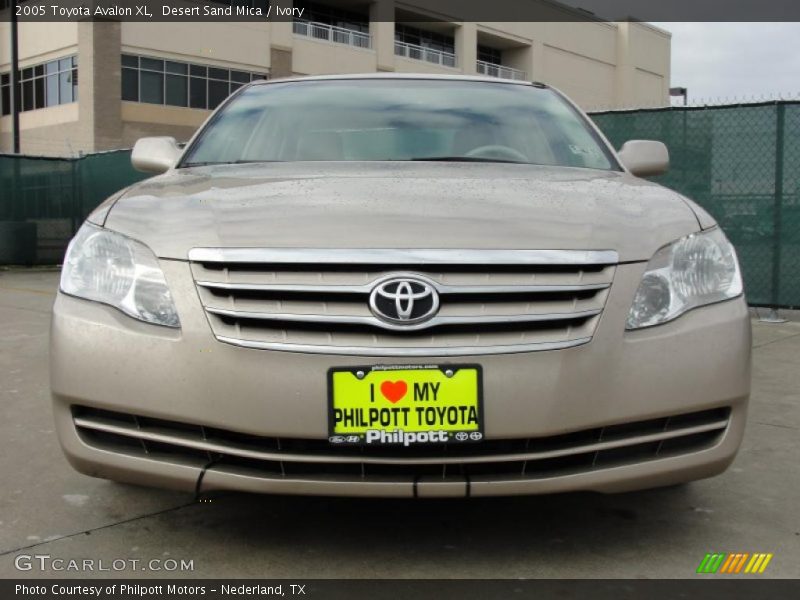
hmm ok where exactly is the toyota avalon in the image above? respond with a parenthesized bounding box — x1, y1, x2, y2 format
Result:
(51, 74, 750, 497)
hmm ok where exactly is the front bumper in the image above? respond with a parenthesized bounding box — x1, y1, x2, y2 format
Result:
(50, 261, 751, 497)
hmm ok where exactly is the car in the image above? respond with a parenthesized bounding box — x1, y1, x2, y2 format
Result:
(51, 74, 750, 498)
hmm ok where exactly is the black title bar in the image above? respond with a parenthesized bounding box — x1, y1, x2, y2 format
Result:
(3, 0, 800, 23)
(4, 580, 800, 600)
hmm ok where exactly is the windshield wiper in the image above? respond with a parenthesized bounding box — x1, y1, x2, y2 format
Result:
(409, 156, 530, 164)
(180, 160, 283, 168)
(181, 158, 529, 167)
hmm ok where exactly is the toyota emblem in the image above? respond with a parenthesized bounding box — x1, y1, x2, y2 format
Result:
(369, 276, 440, 325)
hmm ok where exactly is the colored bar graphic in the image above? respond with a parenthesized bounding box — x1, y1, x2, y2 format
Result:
(734, 553, 750, 573)
(719, 554, 736, 574)
(720, 553, 750, 574)
(745, 554, 760, 573)
(697, 553, 727, 574)
(758, 554, 774, 573)
(697, 554, 713, 573)
(702, 552, 774, 575)
(748, 553, 774, 574)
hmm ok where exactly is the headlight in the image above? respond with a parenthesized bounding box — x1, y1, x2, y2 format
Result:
(60, 222, 180, 328)
(626, 228, 743, 330)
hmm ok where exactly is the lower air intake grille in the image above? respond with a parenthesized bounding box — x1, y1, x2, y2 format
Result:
(73, 406, 730, 480)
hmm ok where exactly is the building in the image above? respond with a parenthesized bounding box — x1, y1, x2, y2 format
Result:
(0, 0, 671, 156)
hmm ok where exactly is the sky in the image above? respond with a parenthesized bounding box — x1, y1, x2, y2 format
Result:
(652, 23, 800, 104)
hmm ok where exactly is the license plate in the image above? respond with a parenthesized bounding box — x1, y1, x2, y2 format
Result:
(328, 365, 483, 446)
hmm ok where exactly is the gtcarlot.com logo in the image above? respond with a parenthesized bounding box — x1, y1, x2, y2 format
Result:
(696, 552, 773, 574)
(14, 554, 195, 572)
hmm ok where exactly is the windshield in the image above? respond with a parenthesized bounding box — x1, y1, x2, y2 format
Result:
(181, 79, 619, 170)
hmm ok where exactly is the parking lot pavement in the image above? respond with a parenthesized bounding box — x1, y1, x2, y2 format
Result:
(1, 269, 798, 579)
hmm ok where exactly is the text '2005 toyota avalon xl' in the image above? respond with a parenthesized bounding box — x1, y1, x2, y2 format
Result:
(51, 75, 750, 498)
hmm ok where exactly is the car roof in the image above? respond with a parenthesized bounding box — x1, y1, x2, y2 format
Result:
(250, 72, 548, 88)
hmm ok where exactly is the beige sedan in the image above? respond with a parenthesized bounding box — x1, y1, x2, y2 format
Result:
(51, 75, 750, 497)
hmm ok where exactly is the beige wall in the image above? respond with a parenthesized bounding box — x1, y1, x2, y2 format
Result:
(120, 121, 200, 149)
(79, 21, 123, 153)
(0, 21, 78, 69)
(542, 45, 616, 108)
(292, 37, 377, 75)
(120, 103, 209, 147)
(538, 21, 619, 107)
(627, 22, 671, 108)
(120, 21, 272, 72)
(0, 104, 81, 155)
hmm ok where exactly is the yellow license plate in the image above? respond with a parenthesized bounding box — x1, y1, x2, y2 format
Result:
(328, 365, 483, 446)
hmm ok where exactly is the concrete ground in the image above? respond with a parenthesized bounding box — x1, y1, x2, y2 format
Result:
(1, 269, 798, 579)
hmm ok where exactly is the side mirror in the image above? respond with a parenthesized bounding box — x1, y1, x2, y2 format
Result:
(131, 137, 181, 174)
(617, 140, 669, 177)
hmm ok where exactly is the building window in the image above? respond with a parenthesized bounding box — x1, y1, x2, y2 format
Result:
(0, 56, 77, 116)
(121, 54, 268, 110)
(477, 45, 502, 66)
(395, 24, 455, 55)
(0, 74, 9, 116)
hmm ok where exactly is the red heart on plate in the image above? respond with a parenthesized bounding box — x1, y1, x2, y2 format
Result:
(380, 380, 408, 404)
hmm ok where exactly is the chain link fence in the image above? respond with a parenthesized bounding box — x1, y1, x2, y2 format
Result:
(593, 101, 800, 308)
(0, 151, 146, 264)
(1, 102, 799, 307)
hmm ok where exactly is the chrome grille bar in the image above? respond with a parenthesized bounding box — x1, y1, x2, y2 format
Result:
(206, 307, 602, 331)
(189, 248, 619, 266)
(196, 280, 612, 295)
(214, 336, 593, 356)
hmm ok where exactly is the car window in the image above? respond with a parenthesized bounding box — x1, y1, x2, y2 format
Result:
(182, 79, 618, 170)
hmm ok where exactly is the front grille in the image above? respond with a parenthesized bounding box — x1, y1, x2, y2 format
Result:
(188, 248, 618, 356)
(73, 406, 730, 480)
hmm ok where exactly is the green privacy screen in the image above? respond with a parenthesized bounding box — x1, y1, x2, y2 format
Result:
(1, 101, 799, 307)
(0, 150, 147, 265)
(591, 102, 800, 308)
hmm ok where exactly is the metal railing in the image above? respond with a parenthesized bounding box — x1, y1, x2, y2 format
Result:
(476, 60, 527, 81)
(293, 19, 372, 50)
(394, 41, 457, 68)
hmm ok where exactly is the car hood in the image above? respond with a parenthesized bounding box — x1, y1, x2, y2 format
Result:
(101, 162, 704, 262)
